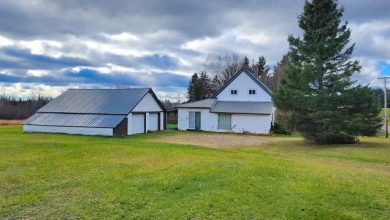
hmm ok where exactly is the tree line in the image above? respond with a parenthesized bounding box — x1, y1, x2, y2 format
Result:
(0, 95, 51, 119)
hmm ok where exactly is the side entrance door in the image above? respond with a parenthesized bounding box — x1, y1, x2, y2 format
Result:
(189, 111, 201, 130)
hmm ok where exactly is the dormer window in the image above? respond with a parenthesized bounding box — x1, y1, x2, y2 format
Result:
(249, 89, 256, 95)
(230, 89, 237, 95)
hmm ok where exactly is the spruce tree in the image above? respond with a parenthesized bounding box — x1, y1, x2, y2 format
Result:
(257, 56, 270, 80)
(198, 71, 212, 99)
(187, 73, 199, 102)
(187, 72, 213, 102)
(242, 56, 250, 68)
(273, 0, 381, 144)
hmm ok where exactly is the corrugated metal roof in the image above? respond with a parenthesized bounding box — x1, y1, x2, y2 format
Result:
(176, 98, 216, 108)
(24, 113, 126, 128)
(38, 88, 150, 114)
(210, 101, 273, 114)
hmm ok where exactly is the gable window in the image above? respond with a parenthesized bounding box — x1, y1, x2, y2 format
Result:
(230, 89, 237, 95)
(249, 89, 256, 95)
(218, 113, 231, 130)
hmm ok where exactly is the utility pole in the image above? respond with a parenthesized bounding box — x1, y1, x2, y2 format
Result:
(378, 76, 389, 138)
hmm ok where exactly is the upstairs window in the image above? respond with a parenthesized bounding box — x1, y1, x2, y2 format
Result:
(230, 89, 237, 95)
(249, 89, 256, 95)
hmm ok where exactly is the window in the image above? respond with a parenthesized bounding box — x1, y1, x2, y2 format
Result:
(249, 89, 256, 95)
(218, 114, 231, 130)
(230, 89, 237, 95)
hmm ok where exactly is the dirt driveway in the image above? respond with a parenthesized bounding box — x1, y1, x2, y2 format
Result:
(0, 120, 23, 125)
(154, 132, 292, 149)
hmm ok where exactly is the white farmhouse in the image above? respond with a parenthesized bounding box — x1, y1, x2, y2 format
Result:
(176, 68, 275, 134)
(24, 88, 165, 136)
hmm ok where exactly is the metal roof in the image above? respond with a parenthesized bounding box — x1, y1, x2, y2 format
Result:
(38, 88, 151, 114)
(210, 101, 273, 114)
(176, 98, 216, 108)
(24, 113, 126, 128)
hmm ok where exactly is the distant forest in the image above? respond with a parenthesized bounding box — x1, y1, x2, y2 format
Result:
(0, 95, 51, 119)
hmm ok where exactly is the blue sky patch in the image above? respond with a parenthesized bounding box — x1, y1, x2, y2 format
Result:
(378, 60, 390, 76)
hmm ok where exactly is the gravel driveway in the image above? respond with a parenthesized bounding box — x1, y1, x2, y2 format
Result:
(154, 132, 291, 149)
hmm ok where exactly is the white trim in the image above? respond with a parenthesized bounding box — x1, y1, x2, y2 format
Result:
(127, 113, 133, 135)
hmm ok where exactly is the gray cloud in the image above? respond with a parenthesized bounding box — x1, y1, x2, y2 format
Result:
(0, 0, 389, 99)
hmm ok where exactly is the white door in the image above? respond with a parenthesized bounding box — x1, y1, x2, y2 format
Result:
(132, 113, 145, 134)
(149, 113, 159, 131)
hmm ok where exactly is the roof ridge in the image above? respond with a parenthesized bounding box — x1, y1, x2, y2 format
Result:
(68, 88, 150, 90)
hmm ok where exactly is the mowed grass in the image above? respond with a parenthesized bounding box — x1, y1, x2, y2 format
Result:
(0, 126, 389, 219)
(379, 108, 390, 119)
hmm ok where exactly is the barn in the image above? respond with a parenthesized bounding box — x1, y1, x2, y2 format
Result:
(23, 88, 166, 136)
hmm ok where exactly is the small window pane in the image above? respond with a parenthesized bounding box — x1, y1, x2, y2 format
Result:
(249, 89, 256, 95)
(231, 90, 237, 95)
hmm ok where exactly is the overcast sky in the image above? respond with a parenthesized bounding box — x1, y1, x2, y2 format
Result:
(0, 0, 389, 101)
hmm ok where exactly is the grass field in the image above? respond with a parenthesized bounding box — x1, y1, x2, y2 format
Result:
(167, 123, 178, 130)
(380, 108, 390, 120)
(0, 126, 389, 219)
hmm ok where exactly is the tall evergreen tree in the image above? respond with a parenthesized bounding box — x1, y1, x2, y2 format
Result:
(198, 71, 213, 99)
(256, 56, 270, 80)
(242, 56, 250, 69)
(187, 73, 200, 102)
(187, 72, 213, 102)
(273, 0, 381, 144)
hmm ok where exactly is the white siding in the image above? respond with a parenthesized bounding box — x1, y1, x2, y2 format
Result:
(160, 112, 164, 130)
(127, 113, 133, 135)
(178, 108, 218, 131)
(23, 125, 113, 136)
(177, 109, 271, 134)
(231, 114, 272, 134)
(216, 72, 271, 102)
(132, 92, 163, 112)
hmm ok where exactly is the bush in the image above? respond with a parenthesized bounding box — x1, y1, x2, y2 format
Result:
(271, 122, 291, 135)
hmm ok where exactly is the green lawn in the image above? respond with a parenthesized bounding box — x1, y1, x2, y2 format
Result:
(380, 108, 390, 119)
(0, 126, 389, 219)
(167, 123, 178, 130)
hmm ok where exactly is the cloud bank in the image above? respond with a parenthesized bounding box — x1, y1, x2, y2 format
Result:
(0, 0, 389, 100)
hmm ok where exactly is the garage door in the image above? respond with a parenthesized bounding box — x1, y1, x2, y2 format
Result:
(132, 113, 145, 134)
(149, 113, 159, 131)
